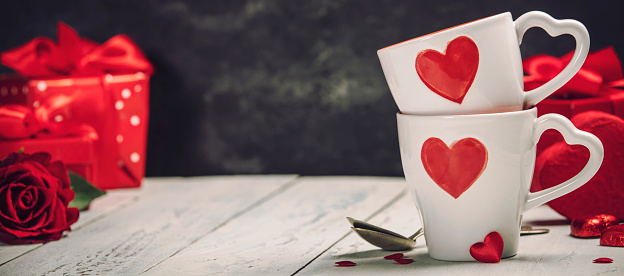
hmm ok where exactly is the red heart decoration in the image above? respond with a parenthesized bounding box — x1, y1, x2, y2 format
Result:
(421, 137, 488, 199)
(470, 232, 504, 263)
(415, 36, 479, 104)
(532, 111, 624, 220)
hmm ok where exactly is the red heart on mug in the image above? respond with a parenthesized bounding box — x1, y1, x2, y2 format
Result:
(415, 36, 479, 104)
(470, 232, 504, 263)
(421, 137, 488, 199)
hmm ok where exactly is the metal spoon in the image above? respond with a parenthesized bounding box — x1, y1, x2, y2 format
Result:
(347, 217, 423, 251)
(347, 217, 549, 251)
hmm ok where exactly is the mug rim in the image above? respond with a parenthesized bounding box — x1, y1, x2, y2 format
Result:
(397, 106, 536, 119)
(378, 11, 511, 52)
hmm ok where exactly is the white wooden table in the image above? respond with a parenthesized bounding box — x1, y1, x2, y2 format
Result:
(0, 176, 621, 275)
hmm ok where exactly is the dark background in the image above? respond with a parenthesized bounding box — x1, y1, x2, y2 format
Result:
(1, 0, 622, 177)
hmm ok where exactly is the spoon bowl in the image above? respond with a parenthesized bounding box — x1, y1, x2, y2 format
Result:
(347, 217, 423, 251)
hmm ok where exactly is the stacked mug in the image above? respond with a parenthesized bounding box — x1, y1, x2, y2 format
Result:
(378, 11, 604, 261)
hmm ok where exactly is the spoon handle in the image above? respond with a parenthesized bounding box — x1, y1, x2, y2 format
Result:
(407, 227, 424, 240)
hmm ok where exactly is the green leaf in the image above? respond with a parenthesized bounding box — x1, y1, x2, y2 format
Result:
(68, 172, 106, 211)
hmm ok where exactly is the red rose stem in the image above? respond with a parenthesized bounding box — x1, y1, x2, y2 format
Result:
(571, 214, 619, 238)
(335, 261, 356, 267)
(600, 224, 624, 247)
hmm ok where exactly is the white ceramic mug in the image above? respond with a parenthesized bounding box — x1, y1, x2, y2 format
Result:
(397, 108, 603, 261)
(378, 11, 590, 115)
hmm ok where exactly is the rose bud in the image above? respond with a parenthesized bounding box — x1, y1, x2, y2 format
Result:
(600, 224, 624, 247)
(570, 214, 618, 238)
(0, 152, 79, 244)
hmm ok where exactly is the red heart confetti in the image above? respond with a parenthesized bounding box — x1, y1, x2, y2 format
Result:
(593, 258, 614, 263)
(571, 214, 619, 238)
(470, 232, 504, 263)
(394, 258, 414, 264)
(384, 253, 405, 259)
(415, 36, 479, 104)
(600, 224, 624, 247)
(421, 137, 488, 199)
(335, 261, 356, 267)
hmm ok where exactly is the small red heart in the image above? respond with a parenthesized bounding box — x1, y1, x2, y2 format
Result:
(421, 137, 488, 199)
(470, 232, 504, 263)
(415, 36, 479, 104)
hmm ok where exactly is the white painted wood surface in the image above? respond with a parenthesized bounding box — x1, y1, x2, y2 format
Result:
(0, 175, 621, 275)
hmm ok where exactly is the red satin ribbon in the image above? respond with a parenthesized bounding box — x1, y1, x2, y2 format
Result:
(0, 22, 153, 78)
(523, 46, 624, 98)
(0, 104, 98, 140)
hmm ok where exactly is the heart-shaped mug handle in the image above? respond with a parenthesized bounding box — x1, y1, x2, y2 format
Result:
(515, 11, 590, 108)
(524, 113, 603, 211)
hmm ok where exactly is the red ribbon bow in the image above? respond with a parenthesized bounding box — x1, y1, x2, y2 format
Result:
(523, 47, 624, 98)
(0, 22, 153, 78)
(0, 104, 98, 140)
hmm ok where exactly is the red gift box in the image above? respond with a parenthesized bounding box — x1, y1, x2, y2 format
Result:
(523, 47, 624, 153)
(0, 134, 97, 185)
(0, 23, 153, 189)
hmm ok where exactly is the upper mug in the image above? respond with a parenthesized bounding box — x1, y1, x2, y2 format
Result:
(377, 11, 590, 115)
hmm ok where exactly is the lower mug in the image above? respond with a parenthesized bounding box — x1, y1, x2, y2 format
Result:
(396, 107, 603, 261)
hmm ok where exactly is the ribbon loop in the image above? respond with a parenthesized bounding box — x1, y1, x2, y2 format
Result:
(1, 22, 153, 78)
(524, 47, 623, 98)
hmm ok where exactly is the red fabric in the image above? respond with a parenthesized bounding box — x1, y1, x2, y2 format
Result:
(0, 22, 153, 78)
(469, 231, 503, 263)
(532, 111, 624, 220)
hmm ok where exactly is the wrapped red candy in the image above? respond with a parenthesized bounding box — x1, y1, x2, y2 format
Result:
(600, 224, 624, 247)
(571, 214, 619, 237)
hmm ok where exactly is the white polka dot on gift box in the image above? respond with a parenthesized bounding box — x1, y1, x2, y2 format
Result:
(115, 79, 146, 168)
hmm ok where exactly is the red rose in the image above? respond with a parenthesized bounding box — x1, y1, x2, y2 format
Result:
(0, 152, 79, 244)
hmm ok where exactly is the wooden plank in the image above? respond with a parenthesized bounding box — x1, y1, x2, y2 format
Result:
(297, 197, 624, 276)
(142, 176, 408, 275)
(0, 175, 298, 275)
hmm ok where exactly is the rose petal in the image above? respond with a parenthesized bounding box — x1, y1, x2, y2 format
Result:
(600, 224, 624, 247)
(335, 261, 356, 266)
(384, 253, 404, 259)
(394, 258, 414, 264)
(593, 258, 613, 263)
